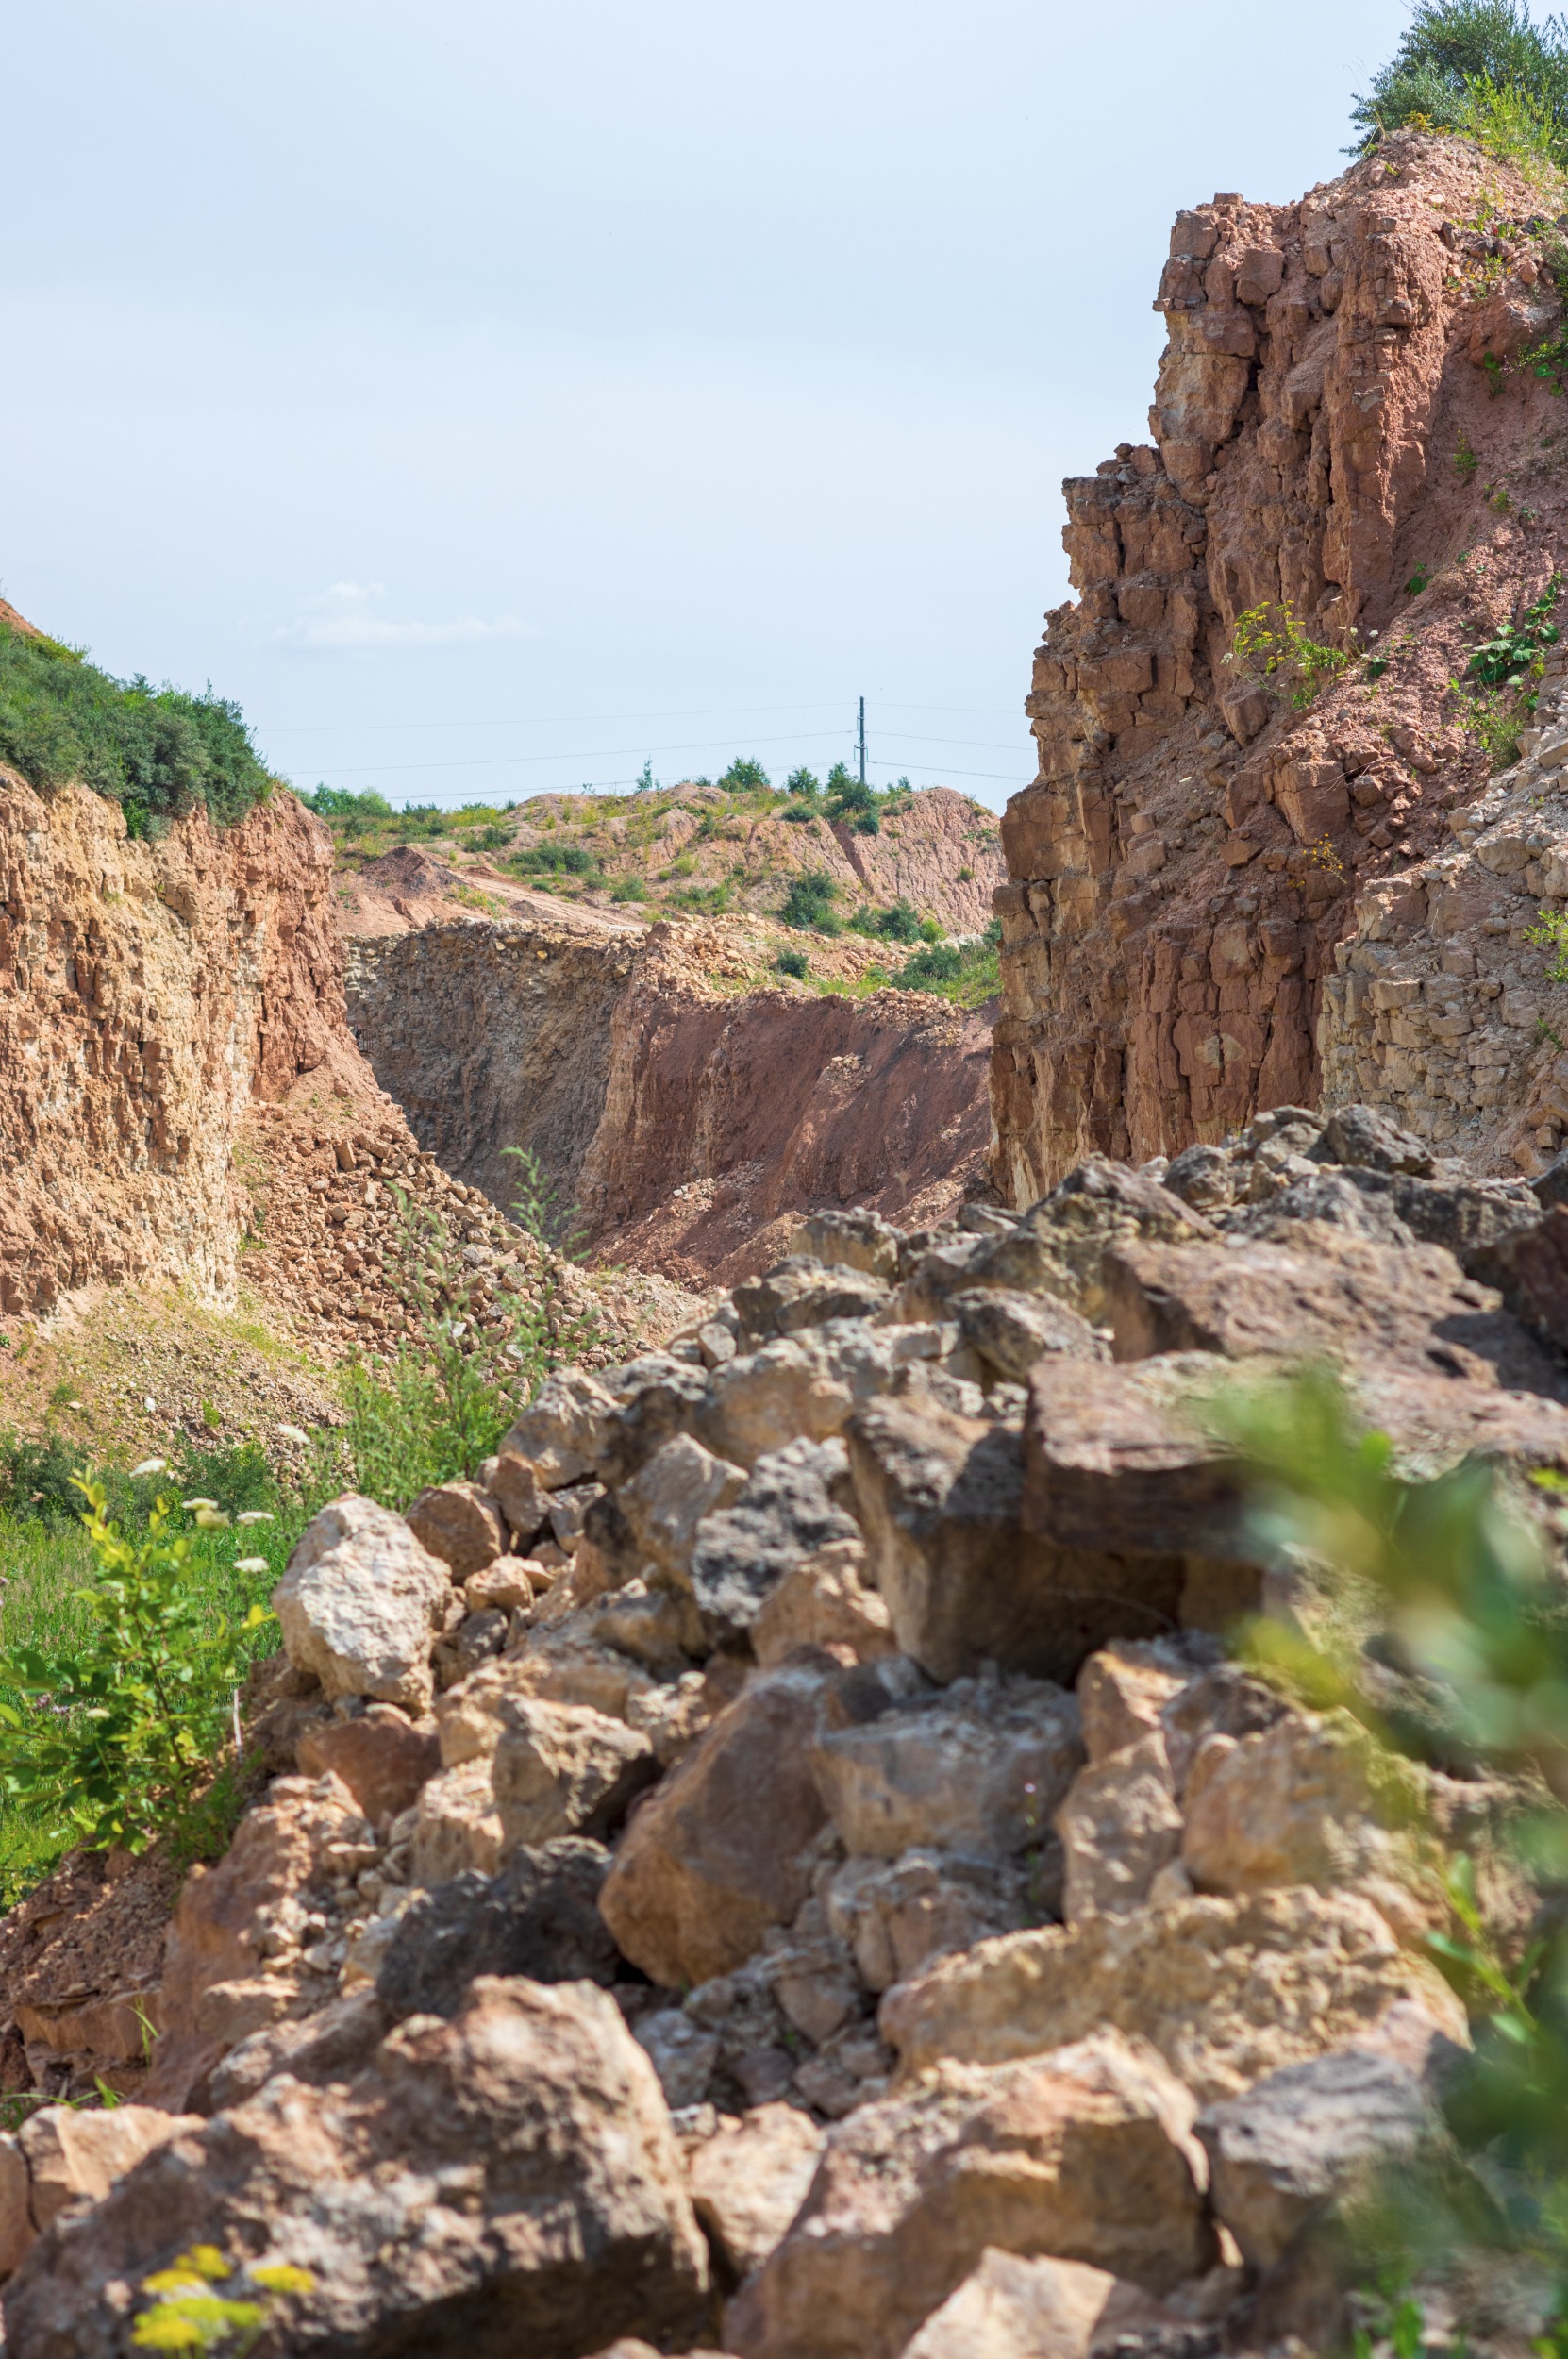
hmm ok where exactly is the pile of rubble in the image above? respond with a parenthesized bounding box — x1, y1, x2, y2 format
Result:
(3, 1101, 1565, 2356)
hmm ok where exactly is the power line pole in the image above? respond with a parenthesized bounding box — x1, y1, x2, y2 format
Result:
(858, 696, 867, 788)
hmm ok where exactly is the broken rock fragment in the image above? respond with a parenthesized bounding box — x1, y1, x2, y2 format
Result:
(3, 1978, 711, 2359)
(491, 1694, 658, 1849)
(405, 1479, 506, 1578)
(274, 1495, 451, 1712)
(689, 1436, 862, 1647)
(898, 2248, 1175, 2359)
(685, 2101, 826, 2284)
(726, 2031, 1214, 2359)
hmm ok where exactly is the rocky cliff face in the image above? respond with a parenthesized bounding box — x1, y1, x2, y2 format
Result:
(992, 131, 1568, 1200)
(0, 775, 357, 1317)
(346, 920, 993, 1285)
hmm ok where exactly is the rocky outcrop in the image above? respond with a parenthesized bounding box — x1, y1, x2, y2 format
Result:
(992, 132, 1568, 1198)
(346, 919, 994, 1283)
(0, 774, 356, 1316)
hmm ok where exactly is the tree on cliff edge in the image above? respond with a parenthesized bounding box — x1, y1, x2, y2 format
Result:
(1351, 0, 1568, 152)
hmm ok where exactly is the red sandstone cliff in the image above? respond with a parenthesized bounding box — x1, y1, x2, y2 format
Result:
(991, 130, 1568, 1201)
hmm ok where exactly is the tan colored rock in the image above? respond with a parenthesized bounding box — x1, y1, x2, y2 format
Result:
(409, 1759, 503, 1885)
(899, 2248, 1174, 2359)
(20, 2104, 201, 2234)
(0, 2138, 30, 2279)
(847, 1395, 1186, 1685)
(705, 1324, 949, 1468)
(810, 1673, 1082, 1860)
(492, 1696, 658, 1849)
(488, 1447, 552, 1545)
(296, 1703, 441, 1829)
(621, 1432, 748, 1579)
(149, 1770, 379, 2110)
(4, 1978, 712, 2359)
(825, 1849, 1030, 1993)
(686, 2102, 826, 2282)
(406, 1480, 507, 1578)
(501, 1368, 623, 1489)
(463, 1555, 537, 1613)
(1055, 1734, 1183, 1924)
(1077, 1640, 1195, 1766)
(725, 2033, 1214, 2359)
(754, 1537, 895, 1667)
(1181, 1707, 1436, 1936)
(1022, 1357, 1245, 1559)
(598, 1662, 833, 1987)
(274, 1494, 450, 1712)
(879, 1887, 1467, 2103)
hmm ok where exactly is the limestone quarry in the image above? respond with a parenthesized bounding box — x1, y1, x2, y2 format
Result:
(7, 118, 1568, 2359)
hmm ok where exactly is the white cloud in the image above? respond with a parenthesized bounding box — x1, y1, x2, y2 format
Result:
(272, 580, 534, 650)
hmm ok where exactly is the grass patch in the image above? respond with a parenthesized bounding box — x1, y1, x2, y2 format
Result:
(892, 919, 1002, 1007)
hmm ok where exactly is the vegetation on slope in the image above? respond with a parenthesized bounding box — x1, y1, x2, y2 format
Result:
(0, 619, 274, 833)
(1354, 1, 1568, 169)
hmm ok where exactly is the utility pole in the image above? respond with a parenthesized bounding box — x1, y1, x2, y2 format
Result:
(858, 696, 867, 788)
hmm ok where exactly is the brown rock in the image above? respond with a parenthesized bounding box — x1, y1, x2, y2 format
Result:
(491, 1696, 658, 1849)
(1055, 1734, 1183, 1924)
(462, 1555, 537, 1613)
(686, 2102, 826, 2283)
(406, 1480, 507, 1578)
(1103, 1232, 1555, 1393)
(899, 2248, 1175, 2359)
(1077, 1640, 1196, 1765)
(488, 1448, 551, 1546)
(20, 2104, 200, 2235)
(149, 1771, 380, 2110)
(879, 1886, 1467, 2102)
(847, 1395, 1186, 1684)
(296, 1704, 441, 1829)
(1022, 1355, 1244, 1557)
(752, 1537, 895, 1667)
(725, 2032, 1214, 2359)
(4, 1978, 711, 2359)
(598, 1661, 834, 1987)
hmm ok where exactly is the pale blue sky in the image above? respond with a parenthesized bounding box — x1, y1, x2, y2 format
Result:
(2, 0, 1411, 811)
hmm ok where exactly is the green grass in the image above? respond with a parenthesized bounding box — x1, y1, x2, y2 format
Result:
(892, 919, 1002, 1008)
(0, 620, 274, 834)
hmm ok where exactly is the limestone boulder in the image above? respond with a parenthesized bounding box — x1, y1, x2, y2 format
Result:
(4, 1978, 711, 2359)
(898, 2249, 1174, 2359)
(598, 1661, 834, 1987)
(274, 1495, 451, 1712)
(735, 1256, 892, 1340)
(753, 1537, 895, 1667)
(725, 2032, 1214, 2359)
(1022, 1358, 1246, 1561)
(846, 1396, 1186, 1684)
(809, 1671, 1081, 1860)
(1055, 1734, 1183, 1924)
(1077, 1639, 1201, 1766)
(487, 1448, 551, 1547)
(879, 1887, 1467, 2103)
(406, 1480, 506, 1579)
(704, 1322, 952, 1467)
(375, 1840, 617, 2018)
(492, 1696, 658, 1849)
(686, 2102, 826, 2284)
(1195, 2043, 1440, 2270)
(688, 1437, 861, 1646)
(791, 1207, 903, 1280)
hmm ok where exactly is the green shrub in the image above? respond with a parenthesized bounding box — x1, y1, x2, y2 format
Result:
(892, 919, 1002, 1007)
(719, 757, 770, 790)
(784, 768, 820, 797)
(1470, 572, 1561, 683)
(509, 841, 598, 878)
(0, 621, 274, 833)
(780, 871, 840, 932)
(0, 1475, 275, 1857)
(304, 785, 392, 826)
(1228, 601, 1352, 711)
(609, 875, 648, 901)
(1350, 2, 1568, 158)
(775, 946, 809, 979)
(473, 823, 512, 852)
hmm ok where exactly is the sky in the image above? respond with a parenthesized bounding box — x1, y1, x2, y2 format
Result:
(1, 0, 1414, 813)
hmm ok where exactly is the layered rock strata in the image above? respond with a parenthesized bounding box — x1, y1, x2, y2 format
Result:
(346, 919, 994, 1284)
(992, 131, 1568, 1197)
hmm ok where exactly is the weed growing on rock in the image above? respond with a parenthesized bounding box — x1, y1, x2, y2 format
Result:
(132, 2246, 314, 2352)
(1228, 601, 1353, 710)
(1471, 572, 1561, 683)
(1526, 903, 1568, 979)
(1456, 431, 1480, 480)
